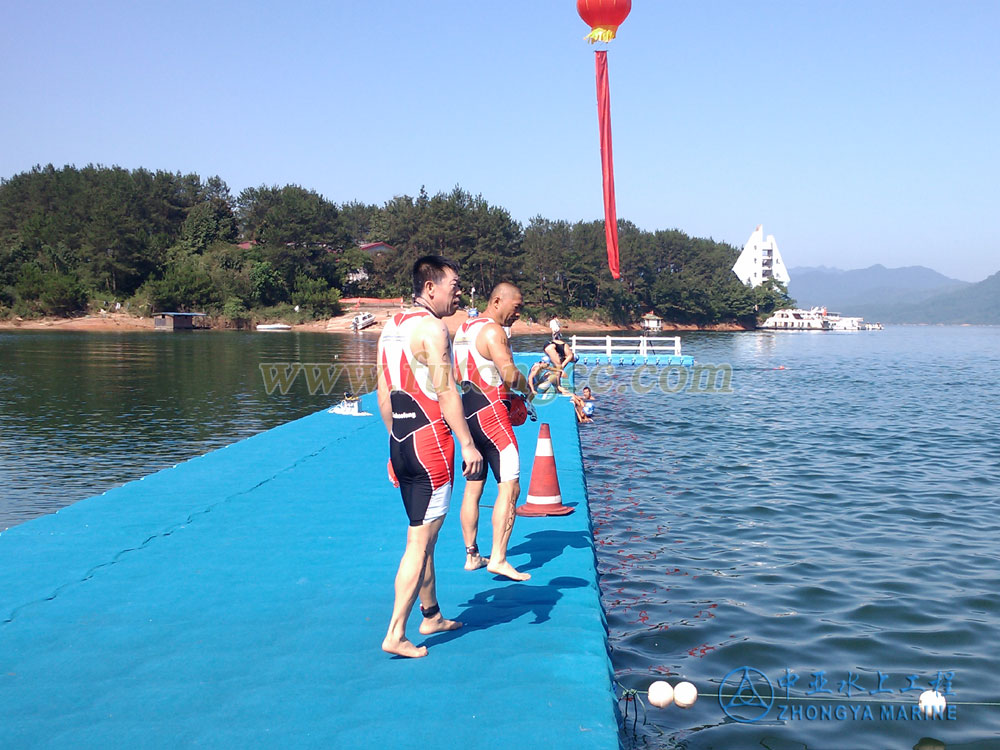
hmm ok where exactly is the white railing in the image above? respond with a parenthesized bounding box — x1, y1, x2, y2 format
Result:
(570, 335, 681, 357)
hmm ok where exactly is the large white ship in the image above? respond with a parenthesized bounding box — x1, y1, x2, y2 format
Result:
(759, 308, 882, 331)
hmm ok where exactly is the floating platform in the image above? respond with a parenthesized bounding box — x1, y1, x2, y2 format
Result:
(576, 354, 695, 366)
(570, 335, 694, 367)
(0, 357, 617, 748)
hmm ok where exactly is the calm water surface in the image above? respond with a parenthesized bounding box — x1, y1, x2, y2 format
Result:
(0, 330, 378, 528)
(580, 327, 1000, 749)
(2, 327, 999, 748)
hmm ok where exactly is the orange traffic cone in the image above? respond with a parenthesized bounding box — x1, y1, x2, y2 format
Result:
(516, 423, 574, 516)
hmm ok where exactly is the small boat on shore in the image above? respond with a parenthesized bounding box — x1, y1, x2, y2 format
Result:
(256, 323, 292, 331)
(351, 312, 376, 331)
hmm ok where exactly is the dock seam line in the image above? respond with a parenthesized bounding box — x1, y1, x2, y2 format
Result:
(2, 418, 380, 626)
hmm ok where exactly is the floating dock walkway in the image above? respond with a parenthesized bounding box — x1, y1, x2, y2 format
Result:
(0, 356, 618, 748)
(571, 334, 695, 367)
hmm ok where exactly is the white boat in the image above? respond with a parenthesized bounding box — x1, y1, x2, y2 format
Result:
(827, 314, 863, 331)
(351, 312, 376, 331)
(256, 323, 292, 331)
(759, 308, 828, 330)
(759, 307, 882, 331)
(820, 309, 883, 331)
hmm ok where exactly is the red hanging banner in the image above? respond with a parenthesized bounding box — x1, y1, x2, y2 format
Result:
(595, 50, 620, 279)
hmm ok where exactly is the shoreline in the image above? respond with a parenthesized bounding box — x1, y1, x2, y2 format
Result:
(0, 310, 751, 334)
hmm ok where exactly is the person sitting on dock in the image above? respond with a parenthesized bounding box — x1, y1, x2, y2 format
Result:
(376, 255, 484, 659)
(453, 282, 532, 582)
(527, 355, 569, 397)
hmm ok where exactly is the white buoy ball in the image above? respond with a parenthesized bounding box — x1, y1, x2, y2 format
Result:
(673, 681, 698, 709)
(647, 680, 674, 708)
(918, 689, 946, 717)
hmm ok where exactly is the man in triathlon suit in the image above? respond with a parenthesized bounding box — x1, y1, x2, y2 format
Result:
(376, 255, 484, 659)
(453, 283, 532, 582)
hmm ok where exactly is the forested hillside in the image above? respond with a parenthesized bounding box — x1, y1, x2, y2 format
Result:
(788, 264, 969, 313)
(787, 265, 999, 323)
(867, 270, 1000, 324)
(0, 164, 790, 326)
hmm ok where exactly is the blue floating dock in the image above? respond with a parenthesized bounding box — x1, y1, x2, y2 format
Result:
(0, 356, 618, 748)
(576, 354, 694, 366)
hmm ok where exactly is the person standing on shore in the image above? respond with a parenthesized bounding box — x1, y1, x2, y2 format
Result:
(453, 283, 532, 582)
(376, 255, 484, 658)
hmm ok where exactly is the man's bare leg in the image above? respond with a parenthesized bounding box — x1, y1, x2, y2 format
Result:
(547, 370, 562, 392)
(382, 517, 444, 658)
(417, 542, 463, 635)
(460, 478, 489, 570)
(487, 479, 530, 581)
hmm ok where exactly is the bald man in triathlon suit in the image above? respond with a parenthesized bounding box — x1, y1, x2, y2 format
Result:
(453, 283, 532, 582)
(377, 255, 484, 658)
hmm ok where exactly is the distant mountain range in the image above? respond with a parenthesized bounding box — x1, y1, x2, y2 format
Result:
(786, 265, 999, 324)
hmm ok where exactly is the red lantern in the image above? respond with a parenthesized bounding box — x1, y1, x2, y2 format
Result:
(577, 0, 631, 279)
(577, 0, 632, 43)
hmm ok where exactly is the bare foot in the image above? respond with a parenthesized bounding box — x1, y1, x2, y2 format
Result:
(487, 560, 531, 581)
(464, 553, 490, 571)
(382, 635, 428, 658)
(419, 613, 463, 635)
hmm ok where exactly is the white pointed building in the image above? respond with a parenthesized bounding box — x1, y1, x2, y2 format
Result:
(732, 225, 790, 288)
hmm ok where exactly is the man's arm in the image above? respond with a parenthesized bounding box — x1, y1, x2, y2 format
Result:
(376, 356, 393, 433)
(416, 318, 483, 478)
(527, 363, 541, 394)
(480, 322, 529, 394)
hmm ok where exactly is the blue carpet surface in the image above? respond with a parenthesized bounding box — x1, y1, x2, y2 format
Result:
(0, 363, 617, 748)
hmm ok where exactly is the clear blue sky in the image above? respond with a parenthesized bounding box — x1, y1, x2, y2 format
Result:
(3, 1, 997, 282)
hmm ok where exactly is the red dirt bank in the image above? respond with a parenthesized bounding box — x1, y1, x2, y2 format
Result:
(1, 311, 749, 334)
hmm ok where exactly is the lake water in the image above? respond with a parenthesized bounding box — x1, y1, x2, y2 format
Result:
(0, 330, 378, 529)
(2, 326, 998, 748)
(579, 326, 1000, 749)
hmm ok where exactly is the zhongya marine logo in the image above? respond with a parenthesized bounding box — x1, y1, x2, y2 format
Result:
(719, 667, 775, 723)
